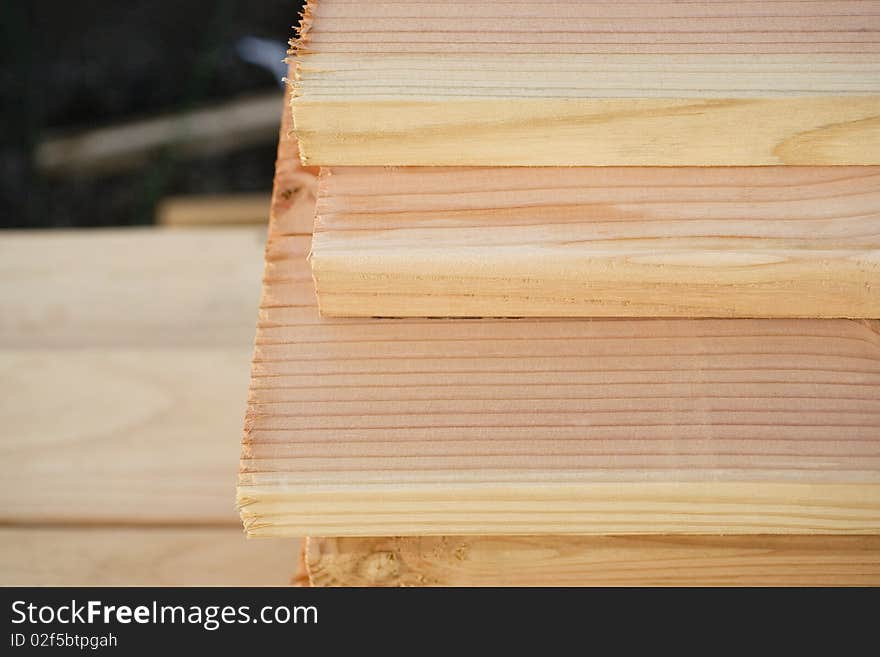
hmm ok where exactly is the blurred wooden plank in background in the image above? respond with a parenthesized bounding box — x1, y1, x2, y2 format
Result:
(0, 228, 305, 583)
(36, 94, 283, 177)
(0, 228, 267, 348)
(0, 528, 295, 586)
(158, 194, 272, 228)
(0, 348, 251, 524)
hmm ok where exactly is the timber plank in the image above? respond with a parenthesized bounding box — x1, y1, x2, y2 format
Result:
(0, 348, 252, 524)
(311, 166, 880, 318)
(306, 535, 880, 587)
(291, 0, 880, 165)
(0, 228, 266, 348)
(0, 528, 297, 586)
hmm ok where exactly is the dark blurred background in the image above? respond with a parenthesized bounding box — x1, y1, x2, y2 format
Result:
(1, 0, 306, 229)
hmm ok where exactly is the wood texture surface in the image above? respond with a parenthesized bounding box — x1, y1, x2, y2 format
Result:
(1, 348, 255, 524)
(0, 528, 297, 586)
(306, 535, 880, 586)
(0, 229, 268, 524)
(0, 227, 308, 584)
(312, 166, 880, 318)
(0, 228, 267, 348)
(291, 0, 880, 165)
(241, 115, 880, 538)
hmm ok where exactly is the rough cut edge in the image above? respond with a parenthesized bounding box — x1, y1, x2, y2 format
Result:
(289, 0, 316, 58)
(289, 0, 318, 165)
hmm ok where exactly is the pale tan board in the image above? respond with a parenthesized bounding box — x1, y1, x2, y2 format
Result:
(291, 0, 880, 165)
(312, 166, 880, 318)
(0, 229, 272, 525)
(241, 154, 880, 537)
(0, 528, 298, 586)
(0, 228, 267, 348)
(306, 535, 880, 587)
(158, 193, 271, 227)
(0, 348, 256, 524)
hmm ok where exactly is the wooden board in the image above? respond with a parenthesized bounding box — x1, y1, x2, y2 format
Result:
(0, 226, 310, 584)
(0, 348, 254, 524)
(241, 110, 880, 537)
(38, 93, 283, 176)
(0, 228, 267, 348)
(306, 535, 880, 586)
(0, 229, 272, 524)
(157, 194, 271, 227)
(0, 528, 297, 586)
(312, 166, 880, 318)
(291, 0, 880, 166)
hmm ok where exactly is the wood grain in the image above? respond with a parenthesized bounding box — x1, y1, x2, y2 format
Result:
(253, 71, 879, 581)
(0, 227, 275, 525)
(306, 535, 880, 586)
(291, 0, 880, 165)
(312, 166, 880, 318)
(0, 228, 266, 348)
(241, 135, 880, 537)
(0, 528, 297, 586)
(0, 348, 254, 524)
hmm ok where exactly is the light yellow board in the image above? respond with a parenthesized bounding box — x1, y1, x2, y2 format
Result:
(0, 528, 297, 587)
(306, 535, 880, 587)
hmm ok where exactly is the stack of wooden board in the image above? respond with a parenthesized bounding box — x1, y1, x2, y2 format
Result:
(239, 0, 880, 586)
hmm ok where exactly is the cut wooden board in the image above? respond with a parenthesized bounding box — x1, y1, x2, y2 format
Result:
(312, 166, 880, 318)
(0, 228, 274, 524)
(306, 535, 880, 586)
(0, 528, 297, 586)
(291, 0, 880, 165)
(0, 228, 267, 348)
(241, 128, 880, 537)
(157, 193, 271, 227)
(38, 93, 283, 176)
(0, 348, 254, 524)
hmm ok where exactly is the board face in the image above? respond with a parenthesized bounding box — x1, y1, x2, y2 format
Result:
(311, 166, 880, 318)
(291, 1, 880, 165)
